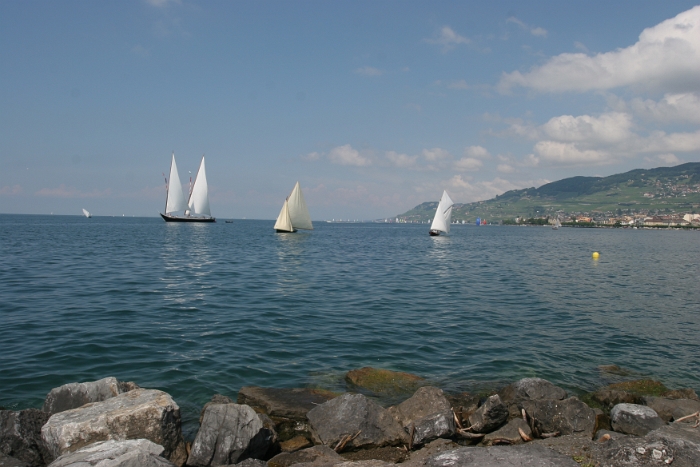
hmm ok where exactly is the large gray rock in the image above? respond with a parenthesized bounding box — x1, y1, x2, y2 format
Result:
(499, 378, 567, 404)
(643, 396, 700, 423)
(268, 445, 342, 467)
(0, 408, 51, 466)
(238, 388, 335, 443)
(467, 395, 507, 433)
(410, 411, 455, 447)
(41, 388, 186, 466)
(387, 387, 451, 428)
(187, 403, 275, 467)
(590, 422, 700, 467)
(610, 403, 664, 436)
(43, 377, 139, 415)
(521, 397, 596, 436)
(422, 444, 579, 467)
(307, 394, 409, 450)
(47, 439, 174, 467)
(0, 451, 28, 467)
(481, 418, 531, 446)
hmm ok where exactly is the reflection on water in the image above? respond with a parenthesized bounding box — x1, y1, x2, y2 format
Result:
(274, 231, 311, 296)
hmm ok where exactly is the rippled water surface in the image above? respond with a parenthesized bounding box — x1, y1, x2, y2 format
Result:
(2, 215, 699, 434)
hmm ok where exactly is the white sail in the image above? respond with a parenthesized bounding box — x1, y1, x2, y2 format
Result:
(274, 199, 294, 232)
(165, 154, 187, 214)
(287, 181, 313, 230)
(430, 190, 454, 234)
(82, 208, 91, 218)
(188, 156, 211, 217)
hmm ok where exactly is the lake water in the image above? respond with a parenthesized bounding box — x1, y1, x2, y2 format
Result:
(1, 215, 699, 437)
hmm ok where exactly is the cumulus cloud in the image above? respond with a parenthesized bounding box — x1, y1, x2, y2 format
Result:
(532, 141, 611, 166)
(497, 164, 516, 173)
(302, 151, 321, 161)
(506, 17, 548, 37)
(541, 112, 633, 144)
(639, 129, 700, 153)
(464, 145, 491, 158)
(35, 184, 111, 198)
(422, 148, 452, 162)
(629, 92, 700, 124)
(386, 151, 418, 168)
(354, 66, 384, 77)
(425, 26, 470, 53)
(328, 145, 372, 166)
(498, 6, 700, 93)
(454, 158, 483, 171)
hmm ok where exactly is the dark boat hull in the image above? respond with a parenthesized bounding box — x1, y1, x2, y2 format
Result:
(429, 229, 441, 236)
(160, 213, 216, 223)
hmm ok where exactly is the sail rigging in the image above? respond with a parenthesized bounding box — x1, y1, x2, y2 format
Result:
(274, 182, 313, 232)
(188, 156, 211, 217)
(165, 153, 187, 214)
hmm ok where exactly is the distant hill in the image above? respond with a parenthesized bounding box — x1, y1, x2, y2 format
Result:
(397, 162, 700, 223)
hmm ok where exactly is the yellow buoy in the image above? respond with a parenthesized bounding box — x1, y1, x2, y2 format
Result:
(592, 252, 600, 259)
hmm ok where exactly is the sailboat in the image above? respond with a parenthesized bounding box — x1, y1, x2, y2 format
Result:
(429, 190, 454, 236)
(82, 208, 92, 218)
(274, 182, 313, 233)
(552, 218, 562, 230)
(160, 154, 216, 223)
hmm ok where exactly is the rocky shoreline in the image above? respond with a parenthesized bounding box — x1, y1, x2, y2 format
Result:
(2, 368, 699, 467)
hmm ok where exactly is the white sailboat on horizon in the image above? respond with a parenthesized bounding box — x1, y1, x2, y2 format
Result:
(160, 153, 215, 223)
(82, 208, 91, 218)
(274, 181, 313, 233)
(429, 190, 454, 236)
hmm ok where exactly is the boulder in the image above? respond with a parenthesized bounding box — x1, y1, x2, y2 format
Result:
(590, 422, 700, 466)
(339, 447, 408, 464)
(610, 403, 664, 436)
(43, 377, 139, 415)
(443, 393, 479, 427)
(387, 387, 451, 428)
(481, 418, 531, 446)
(41, 388, 186, 466)
(643, 396, 700, 423)
(499, 378, 567, 404)
(238, 387, 335, 443)
(0, 451, 27, 467)
(307, 394, 409, 450)
(226, 460, 268, 467)
(198, 394, 234, 424)
(268, 445, 342, 467)
(590, 388, 639, 410)
(591, 379, 671, 411)
(521, 397, 596, 436)
(401, 439, 458, 467)
(409, 411, 455, 447)
(279, 436, 312, 453)
(344, 368, 424, 396)
(0, 408, 51, 466)
(467, 395, 507, 433)
(187, 403, 276, 467)
(47, 439, 175, 467)
(422, 444, 580, 467)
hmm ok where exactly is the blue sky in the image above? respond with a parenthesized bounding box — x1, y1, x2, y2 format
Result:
(2, 1, 699, 219)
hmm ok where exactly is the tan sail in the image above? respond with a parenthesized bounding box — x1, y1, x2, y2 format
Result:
(274, 199, 294, 232)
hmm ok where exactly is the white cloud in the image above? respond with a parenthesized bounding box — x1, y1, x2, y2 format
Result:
(464, 145, 491, 158)
(541, 112, 633, 144)
(354, 66, 384, 77)
(386, 151, 417, 168)
(454, 157, 483, 171)
(657, 153, 681, 164)
(422, 148, 452, 162)
(328, 145, 372, 166)
(497, 164, 516, 173)
(629, 92, 700, 124)
(639, 129, 700, 153)
(533, 141, 611, 166)
(425, 26, 470, 53)
(499, 6, 700, 93)
(507, 17, 548, 38)
(302, 151, 321, 161)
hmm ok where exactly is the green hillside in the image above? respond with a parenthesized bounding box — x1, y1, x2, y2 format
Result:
(397, 162, 700, 223)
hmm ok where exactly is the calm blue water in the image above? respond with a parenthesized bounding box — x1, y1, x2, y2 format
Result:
(1, 215, 699, 436)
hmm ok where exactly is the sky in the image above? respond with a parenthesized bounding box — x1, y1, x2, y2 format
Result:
(1, 1, 700, 220)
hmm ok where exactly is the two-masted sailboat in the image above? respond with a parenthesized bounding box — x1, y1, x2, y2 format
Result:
(274, 182, 313, 233)
(161, 153, 215, 223)
(429, 190, 454, 236)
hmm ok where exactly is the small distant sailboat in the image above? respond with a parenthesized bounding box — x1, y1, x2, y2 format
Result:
(552, 218, 561, 230)
(160, 154, 215, 223)
(274, 182, 313, 233)
(429, 190, 454, 236)
(82, 208, 92, 218)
